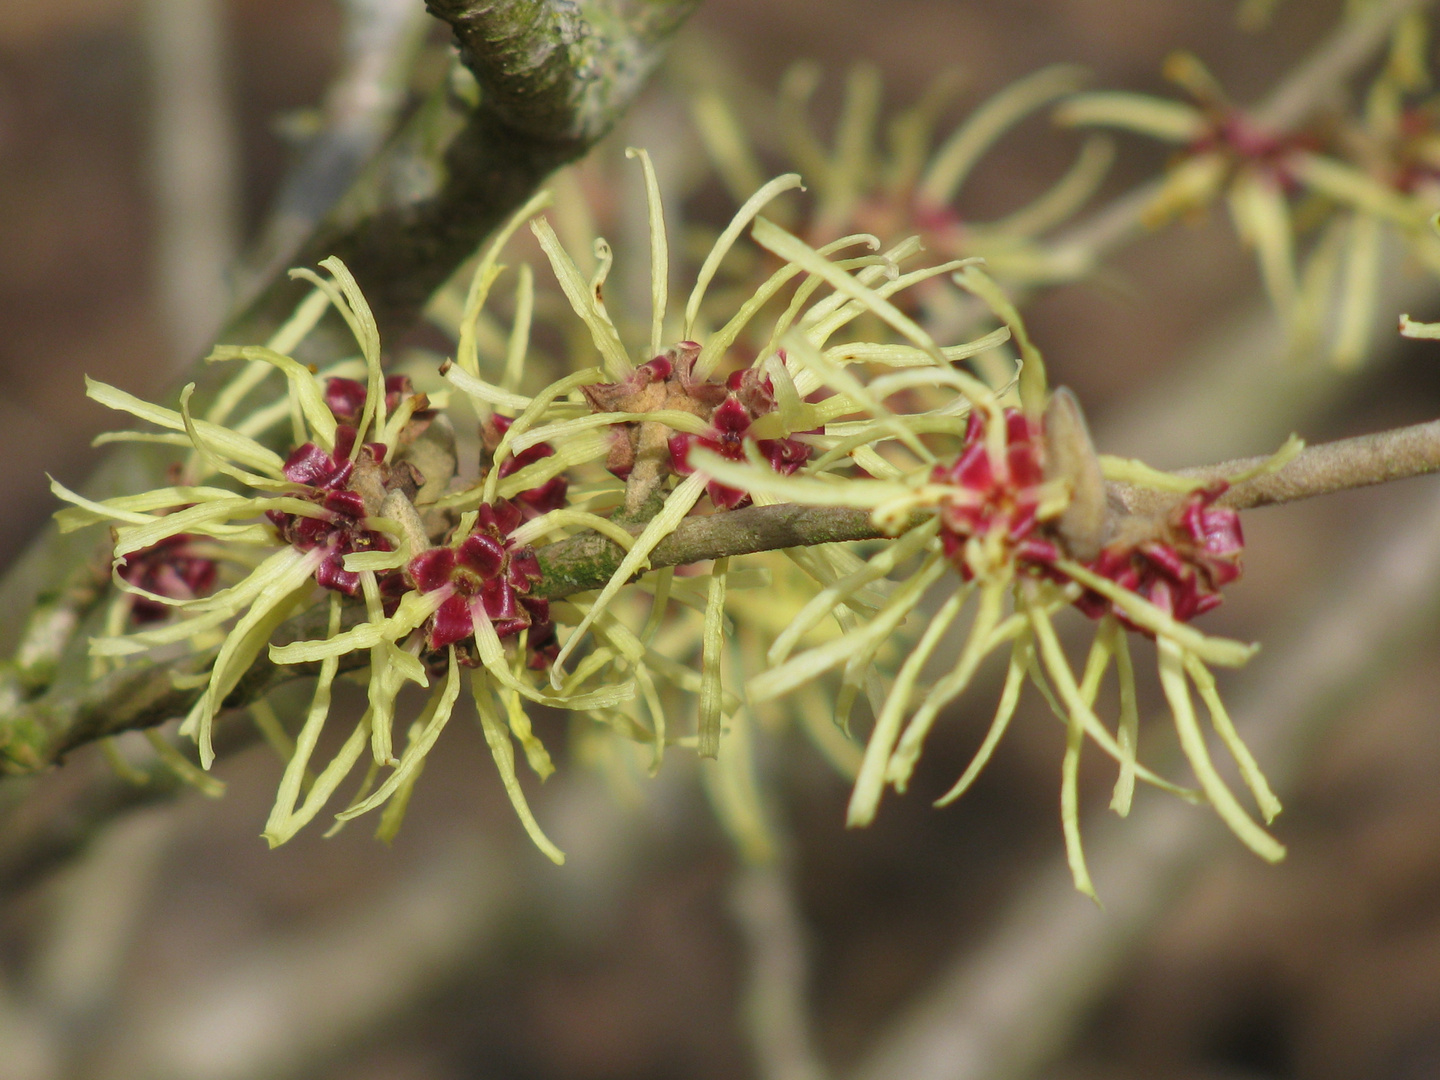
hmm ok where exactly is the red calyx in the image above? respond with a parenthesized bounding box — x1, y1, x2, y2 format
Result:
(1073, 483, 1243, 628)
(666, 378, 811, 510)
(407, 499, 552, 664)
(324, 375, 415, 427)
(118, 533, 218, 622)
(931, 408, 1051, 580)
(487, 414, 569, 518)
(268, 431, 397, 596)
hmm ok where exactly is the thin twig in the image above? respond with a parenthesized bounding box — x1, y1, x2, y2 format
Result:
(1112, 417, 1440, 518)
(731, 862, 832, 1080)
(1253, 0, 1431, 133)
(141, 0, 240, 362)
(234, 0, 433, 310)
(533, 502, 889, 599)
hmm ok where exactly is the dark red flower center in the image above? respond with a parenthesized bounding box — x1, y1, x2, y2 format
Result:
(665, 360, 813, 510)
(1074, 483, 1243, 628)
(267, 426, 398, 596)
(406, 500, 554, 667)
(931, 408, 1058, 579)
(118, 533, 218, 622)
(324, 375, 414, 427)
(486, 414, 569, 518)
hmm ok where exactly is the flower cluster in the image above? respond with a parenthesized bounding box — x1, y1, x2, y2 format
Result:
(267, 428, 412, 597)
(579, 340, 812, 510)
(930, 408, 1066, 580)
(1074, 482, 1242, 626)
(52, 150, 1024, 859)
(50, 136, 1292, 896)
(695, 272, 1287, 897)
(667, 378, 812, 510)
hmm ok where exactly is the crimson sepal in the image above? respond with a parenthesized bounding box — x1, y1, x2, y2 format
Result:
(1073, 484, 1244, 629)
(666, 390, 813, 511)
(430, 594, 473, 650)
(118, 533, 219, 622)
(407, 498, 551, 658)
(931, 407, 1052, 577)
(272, 433, 396, 595)
(409, 547, 456, 592)
(458, 533, 506, 578)
(711, 396, 750, 433)
(325, 375, 414, 426)
(524, 601, 559, 669)
(314, 556, 361, 597)
(489, 415, 570, 517)
(283, 443, 351, 488)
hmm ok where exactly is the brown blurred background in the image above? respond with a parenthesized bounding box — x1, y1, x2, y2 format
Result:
(6, 2, 1440, 1078)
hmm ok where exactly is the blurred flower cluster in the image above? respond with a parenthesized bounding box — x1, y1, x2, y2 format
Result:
(1058, 10, 1440, 367)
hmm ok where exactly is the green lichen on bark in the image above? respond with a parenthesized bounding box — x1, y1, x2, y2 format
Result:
(429, 0, 699, 140)
(247, 0, 702, 347)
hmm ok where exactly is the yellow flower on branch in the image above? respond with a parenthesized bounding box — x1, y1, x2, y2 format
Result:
(507, 148, 1011, 759)
(692, 269, 1291, 898)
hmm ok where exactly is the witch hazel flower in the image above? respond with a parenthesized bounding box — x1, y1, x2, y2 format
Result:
(578, 340, 813, 511)
(243, 227, 645, 855)
(260, 502, 624, 859)
(50, 257, 437, 773)
(1055, 52, 1440, 362)
(483, 415, 568, 518)
(1058, 51, 1313, 208)
(116, 532, 220, 623)
(265, 487, 630, 856)
(261, 482, 628, 857)
(571, 339, 809, 513)
(407, 499, 555, 666)
(1060, 27, 1435, 371)
(666, 362, 813, 510)
(1057, 53, 1319, 333)
(1268, 51, 1440, 368)
(695, 268, 1290, 898)
(266, 424, 418, 598)
(476, 149, 1012, 780)
(929, 407, 1070, 580)
(1073, 481, 1242, 626)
